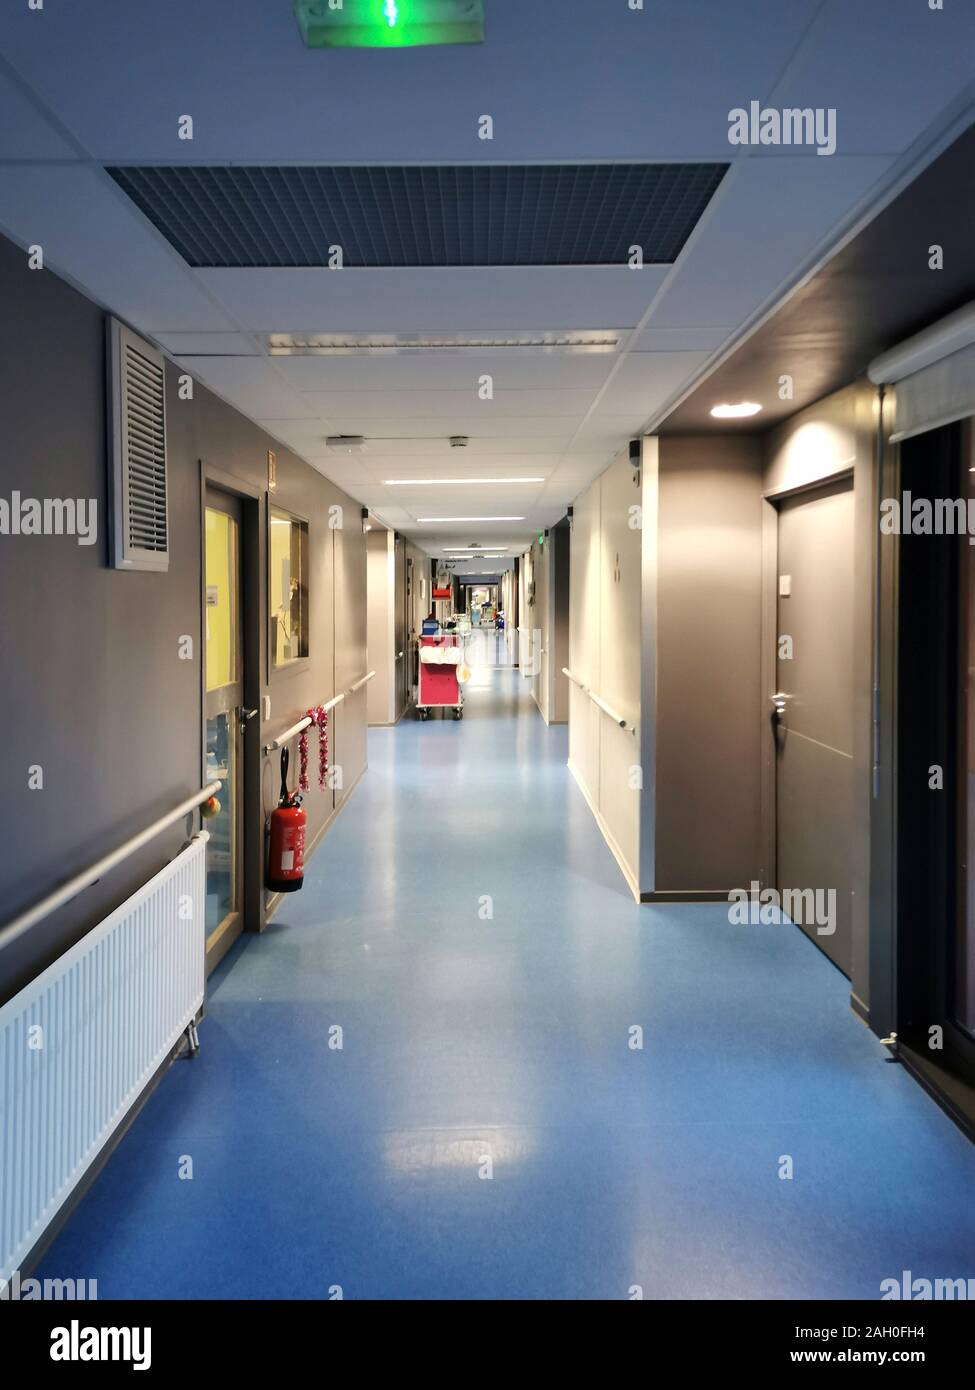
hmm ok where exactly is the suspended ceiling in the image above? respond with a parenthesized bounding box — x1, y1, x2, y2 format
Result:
(0, 0, 972, 555)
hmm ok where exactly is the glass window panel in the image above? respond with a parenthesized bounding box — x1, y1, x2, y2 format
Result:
(205, 508, 238, 692)
(270, 507, 309, 668)
(205, 711, 236, 938)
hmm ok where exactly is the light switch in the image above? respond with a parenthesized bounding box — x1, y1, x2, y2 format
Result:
(779, 574, 792, 597)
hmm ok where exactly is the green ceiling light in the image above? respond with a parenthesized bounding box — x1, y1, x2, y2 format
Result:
(294, 0, 485, 49)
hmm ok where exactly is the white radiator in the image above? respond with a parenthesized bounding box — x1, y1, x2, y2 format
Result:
(0, 833, 207, 1280)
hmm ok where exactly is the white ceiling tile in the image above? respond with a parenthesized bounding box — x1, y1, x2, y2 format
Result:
(0, 70, 78, 159)
(197, 267, 667, 334)
(303, 415, 582, 442)
(177, 357, 323, 420)
(0, 165, 238, 331)
(630, 326, 731, 352)
(298, 387, 598, 421)
(646, 156, 895, 332)
(273, 352, 619, 392)
(155, 331, 263, 356)
(355, 438, 569, 458)
(255, 419, 330, 452)
(593, 351, 712, 418)
(565, 421, 641, 453)
(769, 0, 975, 156)
(0, 0, 821, 162)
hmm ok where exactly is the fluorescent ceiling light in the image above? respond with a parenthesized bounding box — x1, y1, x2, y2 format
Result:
(384, 478, 545, 486)
(267, 330, 624, 356)
(710, 401, 763, 419)
(444, 547, 509, 552)
(418, 516, 524, 522)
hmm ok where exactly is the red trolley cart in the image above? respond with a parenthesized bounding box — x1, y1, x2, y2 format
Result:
(417, 632, 464, 720)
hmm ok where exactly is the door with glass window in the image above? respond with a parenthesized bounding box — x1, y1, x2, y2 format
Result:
(204, 488, 248, 968)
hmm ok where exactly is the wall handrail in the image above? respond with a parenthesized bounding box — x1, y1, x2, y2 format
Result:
(263, 693, 346, 755)
(0, 784, 220, 954)
(563, 669, 635, 733)
(589, 691, 635, 732)
(263, 673, 375, 755)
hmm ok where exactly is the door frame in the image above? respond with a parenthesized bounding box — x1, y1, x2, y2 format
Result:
(874, 417, 975, 1137)
(199, 463, 264, 973)
(759, 469, 856, 900)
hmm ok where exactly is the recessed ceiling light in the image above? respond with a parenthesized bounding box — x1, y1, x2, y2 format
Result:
(418, 517, 524, 523)
(384, 478, 545, 486)
(710, 401, 762, 419)
(267, 330, 624, 355)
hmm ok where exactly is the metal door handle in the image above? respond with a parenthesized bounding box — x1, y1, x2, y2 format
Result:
(239, 707, 259, 723)
(770, 692, 789, 718)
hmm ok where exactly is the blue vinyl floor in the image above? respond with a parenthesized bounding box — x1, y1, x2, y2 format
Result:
(40, 668, 975, 1299)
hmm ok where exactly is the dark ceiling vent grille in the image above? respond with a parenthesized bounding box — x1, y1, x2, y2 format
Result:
(106, 163, 727, 268)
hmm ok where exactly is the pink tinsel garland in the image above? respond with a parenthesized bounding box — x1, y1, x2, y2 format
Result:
(298, 705, 329, 792)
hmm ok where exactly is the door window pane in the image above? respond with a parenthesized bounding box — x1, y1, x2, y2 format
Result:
(270, 508, 309, 668)
(205, 711, 237, 937)
(205, 508, 238, 692)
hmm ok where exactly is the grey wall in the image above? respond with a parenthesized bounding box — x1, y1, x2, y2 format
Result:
(651, 435, 766, 892)
(0, 231, 368, 1005)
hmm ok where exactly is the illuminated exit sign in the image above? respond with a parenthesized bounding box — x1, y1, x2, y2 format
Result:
(294, 0, 485, 48)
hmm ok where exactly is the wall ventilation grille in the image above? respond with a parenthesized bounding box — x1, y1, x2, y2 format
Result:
(109, 321, 169, 572)
(106, 163, 728, 268)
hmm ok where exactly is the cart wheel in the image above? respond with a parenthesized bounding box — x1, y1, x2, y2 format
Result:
(454, 707, 464, 720)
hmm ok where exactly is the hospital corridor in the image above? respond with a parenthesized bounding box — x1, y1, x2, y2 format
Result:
(30, 665, 975, 1301)
(1, 0, 975, 1360)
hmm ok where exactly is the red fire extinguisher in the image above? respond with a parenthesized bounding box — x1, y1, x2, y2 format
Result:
(267, 747, 306, 893)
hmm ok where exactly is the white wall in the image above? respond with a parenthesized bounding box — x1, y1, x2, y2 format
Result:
(526, 536, 549, 719)
(524, 531, 568, 725)
(568, 445, 643, 898)
(366, 528, 396, 725)
(404, 541, 431, 703)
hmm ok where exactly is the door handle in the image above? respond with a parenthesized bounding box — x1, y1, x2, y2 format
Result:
(239, 707, 259, 724)
(770, 692, 789, 719)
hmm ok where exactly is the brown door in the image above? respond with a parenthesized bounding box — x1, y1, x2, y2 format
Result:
(773, 476, 855, 975)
